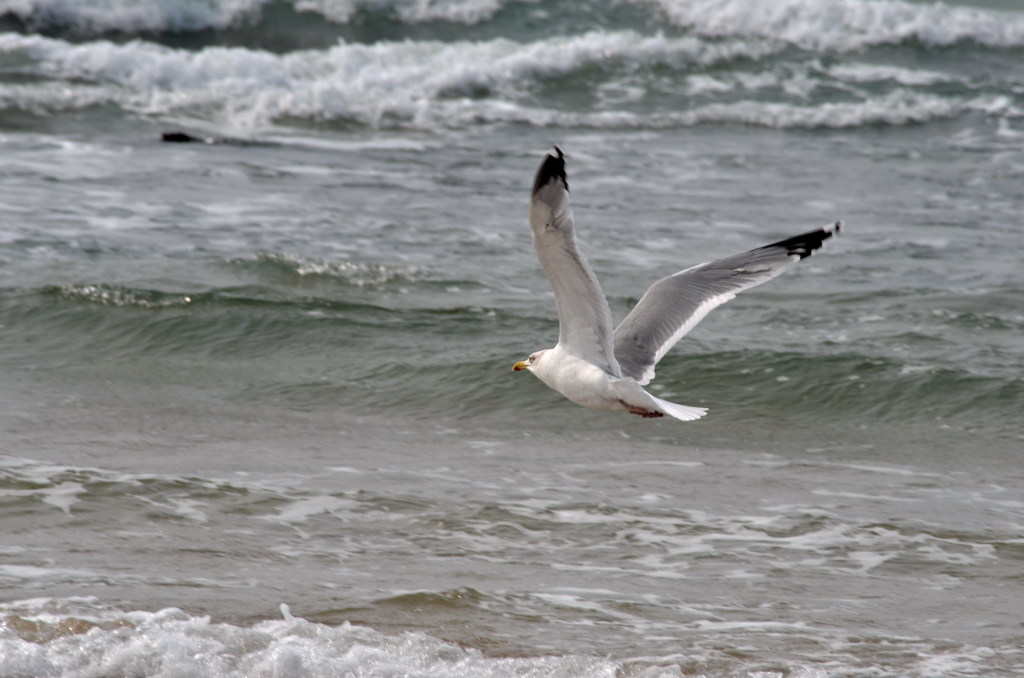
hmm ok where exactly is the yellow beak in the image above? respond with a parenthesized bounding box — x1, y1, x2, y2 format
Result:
(513, 361, 529, 371)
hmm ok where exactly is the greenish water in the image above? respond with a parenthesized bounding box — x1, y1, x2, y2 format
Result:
(1, 0, 1023, 675)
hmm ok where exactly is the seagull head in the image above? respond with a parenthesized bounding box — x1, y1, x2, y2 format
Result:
(513, 350, 547, 373)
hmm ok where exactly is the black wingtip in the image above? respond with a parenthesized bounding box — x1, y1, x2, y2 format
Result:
(767, 220, 841, 259)
(532, 146, 567, 196)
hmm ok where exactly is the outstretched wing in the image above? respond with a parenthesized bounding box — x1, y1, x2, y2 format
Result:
(613, 222, 841, 384)
(529, 148, 620, 376)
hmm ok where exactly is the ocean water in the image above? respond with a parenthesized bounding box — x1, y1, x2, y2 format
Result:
(2, 0, 1023, 676)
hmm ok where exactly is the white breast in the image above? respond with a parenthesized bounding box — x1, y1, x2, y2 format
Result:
(531, 346, 627, 412)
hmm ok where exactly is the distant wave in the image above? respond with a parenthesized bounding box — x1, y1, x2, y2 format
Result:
(3, 0, 1024, 133)
(652, 0, 1024, 51)
(295, 0, 509, 25)
(1, 0, 265, 34)
(0, 0, 514, 33)
(5, 0, 1024, 49)
(2, 27, 1020, 132)
(0, 31, 771, 127)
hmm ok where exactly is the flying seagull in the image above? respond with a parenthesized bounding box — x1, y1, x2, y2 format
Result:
(513, 147, 840, 421)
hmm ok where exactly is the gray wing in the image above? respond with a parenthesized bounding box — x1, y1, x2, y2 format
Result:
(613, 222, 841, 384)
(530, 148, 620, 376)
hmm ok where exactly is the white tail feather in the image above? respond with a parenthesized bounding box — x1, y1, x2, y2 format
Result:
(651, 395, 708, 422)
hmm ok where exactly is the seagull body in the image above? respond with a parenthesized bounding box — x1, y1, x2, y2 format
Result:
(513, 147, 840, 422)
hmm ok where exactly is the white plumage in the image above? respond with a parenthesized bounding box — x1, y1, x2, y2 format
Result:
(513, 147, 840, 421)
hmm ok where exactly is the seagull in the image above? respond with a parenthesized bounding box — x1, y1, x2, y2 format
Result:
(512, 147, 840, 421)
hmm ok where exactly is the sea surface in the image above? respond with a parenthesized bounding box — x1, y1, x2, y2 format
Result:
(1, 0, 1023, 676)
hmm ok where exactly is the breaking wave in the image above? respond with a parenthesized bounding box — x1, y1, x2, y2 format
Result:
(2, 0, 1023, 132)
(1, 31, 1020, 132)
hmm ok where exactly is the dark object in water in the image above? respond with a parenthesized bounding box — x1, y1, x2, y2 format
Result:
(161, 131, 271, 147)
(161, 131, 212, 143)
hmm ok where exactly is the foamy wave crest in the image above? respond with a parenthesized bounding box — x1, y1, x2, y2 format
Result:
(295, 0, 507, 25)
(407, 90, 1016, 130)
(235, 252, 425, 287)
(651, 0, 1024, 51)
(53, 283, 197, 308)
(2, 26, 1016, 131)
(673, 90, 1013, 129)
(0, 598, 638, 678)
(0, 31, 778, 128)
(1, 0, 511, 32)
(0, 0, 267, 33)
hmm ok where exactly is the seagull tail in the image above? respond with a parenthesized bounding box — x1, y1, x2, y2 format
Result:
(650, 395, 708, 422)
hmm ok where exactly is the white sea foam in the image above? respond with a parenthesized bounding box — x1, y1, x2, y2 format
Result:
(8, 0, 1024, 41)
(0, 0, 269, 33)
(0, 597, 653, 678)
(265, 494, 360, 523)
(234, 251, 425, 287)
(649, 0, 1024, 51)
(0, 564, 98, 583)
(1, 0, 514, 32)
(295, 0, 508, 25)
(1, 27, 1016, 131)
(826, 62, 953, 88)
(0, 481, 84, 515)
(0, 31, 778, 129)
